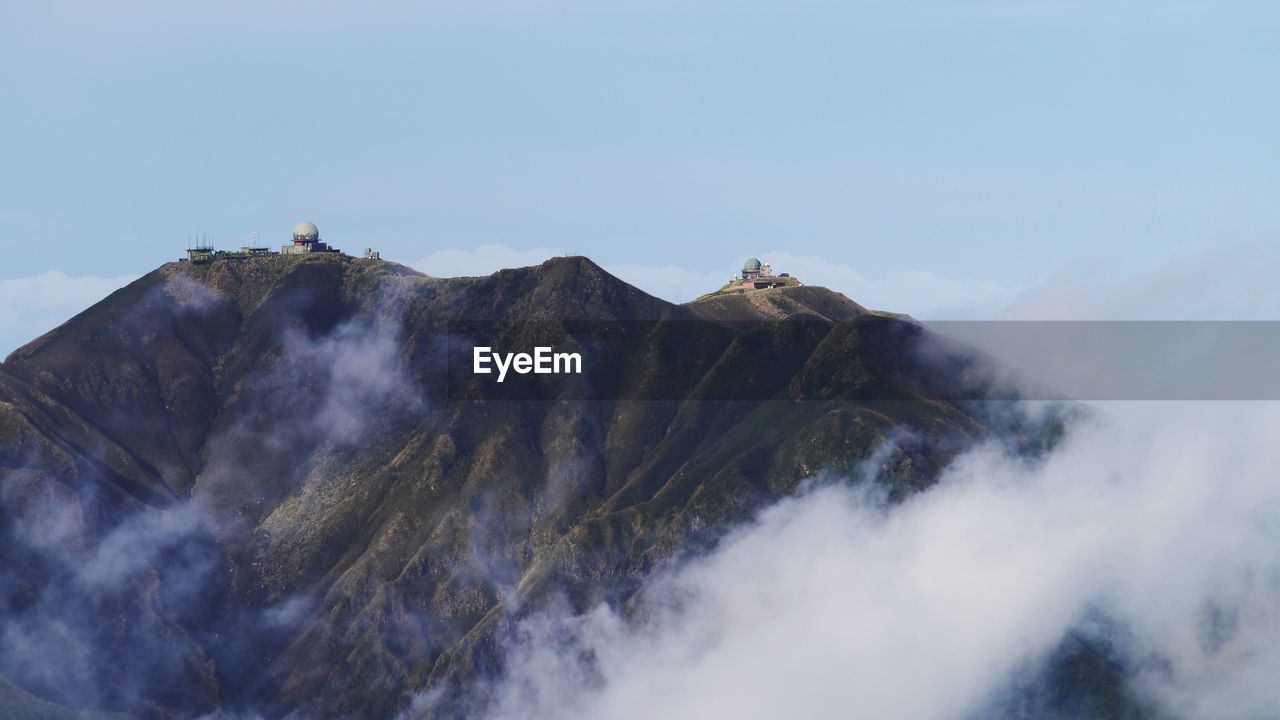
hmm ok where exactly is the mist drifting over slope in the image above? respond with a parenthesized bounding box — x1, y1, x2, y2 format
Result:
(439, 402, 1280, 720)
(5, 256, 1279, 719)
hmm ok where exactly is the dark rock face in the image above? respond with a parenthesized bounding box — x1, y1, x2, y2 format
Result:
(0, 255, 1085, 718)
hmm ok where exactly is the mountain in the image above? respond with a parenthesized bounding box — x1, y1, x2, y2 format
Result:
(686, 283, 877, 322)
(0, 254, 1107, 718)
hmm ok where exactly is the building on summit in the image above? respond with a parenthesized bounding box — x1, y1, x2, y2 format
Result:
(695, 257, 803, 299)
(184, 242, 272, 263)
(281, 221, 340, 255)
(182, 222, 371, 263)
(732, 257, 799, 290)
(740, 257, 772, 280)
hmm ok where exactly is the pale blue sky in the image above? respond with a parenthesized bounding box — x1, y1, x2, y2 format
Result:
(1, 2, 1277, 314)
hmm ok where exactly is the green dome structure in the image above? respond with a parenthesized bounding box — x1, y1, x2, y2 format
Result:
(700, 255, 802, 299)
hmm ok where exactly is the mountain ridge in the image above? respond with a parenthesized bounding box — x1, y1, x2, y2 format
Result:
(0, 253, 1101, 719)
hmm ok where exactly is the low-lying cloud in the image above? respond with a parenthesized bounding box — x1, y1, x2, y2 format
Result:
(999, 242, 1280, 320)
(407, 240, 1280, 322)
(408, 244, 1019, 314)
(8, 241, 1277, 365)
(414, 244, 570, 279)
(456, 402, 1280, 720)
(0, 271, 136, 359)
(0, 271, 420, 715)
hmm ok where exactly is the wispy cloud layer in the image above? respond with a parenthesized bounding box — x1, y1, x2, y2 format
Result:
(407, 245, 1018, 313)
(999, 242, 1280, 320)
(410, 240, 1280, 321)
(7, 240, 1278, 363)
(464, 402, 1280, 720)
(414, 245, 569, 278)
(0, 271, 136, 360)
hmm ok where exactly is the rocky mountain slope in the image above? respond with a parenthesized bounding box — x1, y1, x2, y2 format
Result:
(0, 254, 1108, 718)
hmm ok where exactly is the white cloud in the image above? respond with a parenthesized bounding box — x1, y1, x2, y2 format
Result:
(408, 245, 1021, 315)
(470, 402, 1280, 720)
(0, 271, 137, 360)
(412, 244, 566, 278)
(743, 251, 1024, 318)
(603, 263, 732, 304)
(10, 242, 1275, 366)
(605, 251, 1022, 317)
(602, 242, 1280, 321)
(607, 254, 1020, 312)
(999, 242, 1280, 320)
(601, 242, 1280, 321)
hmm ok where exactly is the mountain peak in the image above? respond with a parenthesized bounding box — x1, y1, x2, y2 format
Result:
(438, 254, 675, 321)
(684, 284, 874, 322)
(0, 246, 1008, 718)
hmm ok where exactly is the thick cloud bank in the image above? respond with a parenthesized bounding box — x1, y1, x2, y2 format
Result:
(468, 402, 1280, 720)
